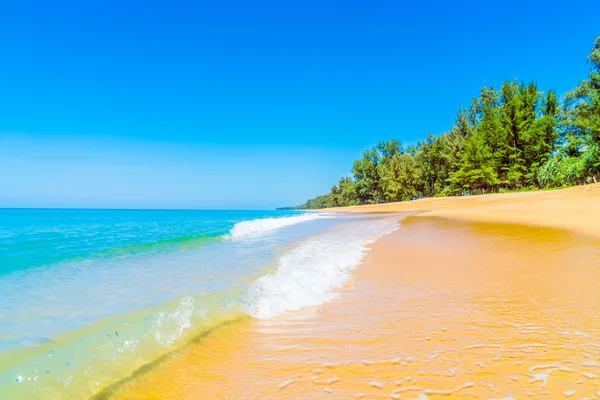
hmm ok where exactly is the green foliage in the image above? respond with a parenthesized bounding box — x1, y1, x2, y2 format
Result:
(378, 153, 421, 201)
(351, 148, 383, 204)
(525, 89, 561, 183)
(536, 154, 582, 188)
(536, 154, 564, 188)
(559, 35, 600, 163)
(579, 143, 600, 182)
(297, 36, 600, 209)
(451, 131, 499, 193)
(564, 37, 600, 148)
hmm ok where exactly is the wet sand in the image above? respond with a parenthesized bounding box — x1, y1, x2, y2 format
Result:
(108, 186, 600, 399)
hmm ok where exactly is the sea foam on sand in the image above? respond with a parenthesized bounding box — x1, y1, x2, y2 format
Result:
(244, 217, 399, 319)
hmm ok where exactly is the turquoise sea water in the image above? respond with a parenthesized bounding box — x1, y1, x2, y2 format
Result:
(0, 208, 398, 399)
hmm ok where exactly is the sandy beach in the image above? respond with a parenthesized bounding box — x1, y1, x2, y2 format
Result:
(5, 3, 600, 399)
(325, 183, 600, 238)
(104, 184, 600, 399)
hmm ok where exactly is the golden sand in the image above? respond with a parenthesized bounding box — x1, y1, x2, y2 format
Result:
(325, 183, 600, 238)
(108, 185, 600, 399)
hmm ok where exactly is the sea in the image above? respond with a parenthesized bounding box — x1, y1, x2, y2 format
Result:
(0, 208, 397, 399)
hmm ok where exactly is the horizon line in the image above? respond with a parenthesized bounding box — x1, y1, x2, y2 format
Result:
(0, 207, 302, 212)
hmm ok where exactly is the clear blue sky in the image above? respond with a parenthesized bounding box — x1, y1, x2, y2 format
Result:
(1, 1, 598, 209)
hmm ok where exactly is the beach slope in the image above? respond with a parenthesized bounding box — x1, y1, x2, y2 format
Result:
(325, 183, 600, 237)
(108, 184, 600, 399)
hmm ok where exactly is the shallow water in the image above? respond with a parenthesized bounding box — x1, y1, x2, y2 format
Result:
(0, 209, 403, 399)
(108, 217, 600, 399)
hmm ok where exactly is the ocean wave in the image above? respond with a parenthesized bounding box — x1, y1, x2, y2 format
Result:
(243, 217, 399, 319)
(226, 213, 328, 240)
(0, 210, 345, 399)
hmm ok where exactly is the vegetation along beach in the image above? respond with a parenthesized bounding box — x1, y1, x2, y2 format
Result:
(299, 37, 600, 210)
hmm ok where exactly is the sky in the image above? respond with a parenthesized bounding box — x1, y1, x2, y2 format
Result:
(0, 0, 599, 209)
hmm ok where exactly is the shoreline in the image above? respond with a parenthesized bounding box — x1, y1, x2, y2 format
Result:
(323, 183, 600, 238)
(105, 186, 600, 399)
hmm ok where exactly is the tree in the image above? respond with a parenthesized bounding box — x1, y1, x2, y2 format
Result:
(498, 80, 525, 187)
(352, 140, 404, 204)
(451, 131, 499, 194)
(415, 134, 446, 197)
(578, 143, 600, 183)
(337, 177, 359, 206)
(452, 107, 475, 138)
(524, 89, 560, 185)
(565, 36, 600, 148)
(475, 87, 503, 182)
(297, 36, 599, 209)
(378, 153, 421, 201)
(352, 149, 382, 204)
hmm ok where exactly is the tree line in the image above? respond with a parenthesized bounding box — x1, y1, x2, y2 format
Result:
(298, 37, 600, 209)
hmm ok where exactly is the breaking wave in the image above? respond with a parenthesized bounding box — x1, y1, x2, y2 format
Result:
(243, 216, 399, 319)
(227, 213, 329, 240)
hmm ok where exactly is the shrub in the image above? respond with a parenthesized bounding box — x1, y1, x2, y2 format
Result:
(537, 154, 581, 188)
(578, 143, 600, 182)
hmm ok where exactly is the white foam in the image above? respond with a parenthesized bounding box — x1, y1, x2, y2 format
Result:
(243, 218, 398, 319)
(227, 213, 328, 240)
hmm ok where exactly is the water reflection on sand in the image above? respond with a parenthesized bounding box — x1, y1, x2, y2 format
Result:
(110, 217, 600, 399)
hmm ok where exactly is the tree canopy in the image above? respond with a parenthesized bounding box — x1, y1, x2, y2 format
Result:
(298, 37, 600, 209)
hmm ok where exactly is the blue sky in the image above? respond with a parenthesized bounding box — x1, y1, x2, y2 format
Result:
(1, 1, 599, 209)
